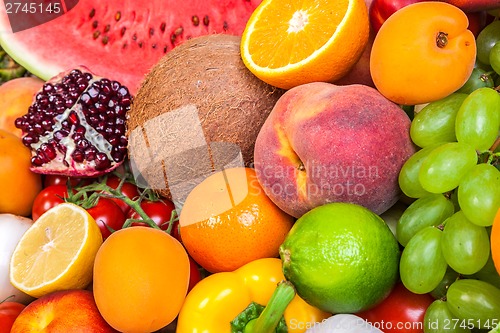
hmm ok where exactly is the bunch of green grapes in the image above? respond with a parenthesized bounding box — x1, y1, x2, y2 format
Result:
(396, 19, 500, 333)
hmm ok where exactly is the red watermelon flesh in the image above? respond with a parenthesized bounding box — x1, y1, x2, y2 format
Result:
(0, 0, 262, 94)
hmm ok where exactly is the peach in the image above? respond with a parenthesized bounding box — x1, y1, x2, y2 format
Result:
(10, 289, 117, 332)
(0, 77, 44, 138)
(253, 82, 416, 218)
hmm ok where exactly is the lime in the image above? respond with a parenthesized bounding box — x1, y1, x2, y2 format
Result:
(279, 202, 400, 313)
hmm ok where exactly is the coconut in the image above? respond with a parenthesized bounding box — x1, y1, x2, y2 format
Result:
(127, 34, 284, 206)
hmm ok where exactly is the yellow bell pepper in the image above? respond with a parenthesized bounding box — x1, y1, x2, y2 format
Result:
(176, 257, 330, 333)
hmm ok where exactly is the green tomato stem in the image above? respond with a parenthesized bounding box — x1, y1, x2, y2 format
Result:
(73, 181, 161, 231)
(0, 295, 15, 303)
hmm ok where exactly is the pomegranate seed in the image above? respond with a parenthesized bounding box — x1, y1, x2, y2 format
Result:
(40, 143, 57, 160)
(85, 147, 97, 161)
(68, 112, 79, 125)
(31, 156, 44, 166)
(94, 152, 111, 170)
(72, 149, 85, 162)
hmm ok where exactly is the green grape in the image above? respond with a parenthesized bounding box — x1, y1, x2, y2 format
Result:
(458, 163, 500, 227)
(441, 211, 490, 275)
(491, 42, 500, 75)
(455, 87, 500, 151)
(430, 267, 461, 300)
(419, 142, 478, 194)
(396, 194, 455, 247)
(410, 93, 466, 148)
(400, 226, 448, 294)
(468, 254, 500, 290)
(398, 144, 440, 198)
(447, 279, 500, 330)
(476, 20, 500, 65)
(457, 67, 496, 94)
(424, 299, 471, 333)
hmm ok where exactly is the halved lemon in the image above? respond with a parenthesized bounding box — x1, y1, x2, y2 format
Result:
(240, 0, 370, 89)
(10, 202, 103, 298)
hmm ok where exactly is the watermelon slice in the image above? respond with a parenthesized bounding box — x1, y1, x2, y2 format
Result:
(0, 0, 262, 94)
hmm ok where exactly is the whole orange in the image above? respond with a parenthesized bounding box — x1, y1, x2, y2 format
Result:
(491, 208, 500, 274)
(179, 167, 295, 273)
(93, 226, 190, 332)
(0, 129, 42, 216)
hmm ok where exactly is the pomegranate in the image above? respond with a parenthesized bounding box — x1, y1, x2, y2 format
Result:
(15, 68, 131, 177)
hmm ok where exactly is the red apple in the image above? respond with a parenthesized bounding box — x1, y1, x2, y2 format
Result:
(10, 290, 117, 332)
(334, 0, 375, 87)
(253, 82, 416, 218)
(444, 0, 500, 12)
(369, 0, 425, 33)
(369, 0, 488, 36)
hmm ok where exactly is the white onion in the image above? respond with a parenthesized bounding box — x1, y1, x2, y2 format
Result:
(306, 314, 385, 333)
(380, 201, 408, 237)
(0, 214, 34, 304)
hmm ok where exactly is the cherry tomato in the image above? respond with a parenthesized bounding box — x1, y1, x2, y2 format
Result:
(356, 283, 434, 333)
(188, 257, 202, 292)
(370, 1, 476, 105)
(369, 0, 486, 37)
(127, 199, 176, 232)
(86, 198, 126, 240)
(31, 185, 74, 220)
(43, 175, 93, 188)
(104, 176, 140, 215)
(0, 301, 25, 333)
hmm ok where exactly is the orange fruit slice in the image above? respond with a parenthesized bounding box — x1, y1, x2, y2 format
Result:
(179, 167, 295, 273)
(10, 203, 103, 298)
(240, 0, 370, 89)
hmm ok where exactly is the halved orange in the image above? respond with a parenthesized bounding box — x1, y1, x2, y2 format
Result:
(240, 0, 370, 89)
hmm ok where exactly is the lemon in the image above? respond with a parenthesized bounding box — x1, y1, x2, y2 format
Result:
(280, 202, 400, 313)
(10, 202, 103, 298)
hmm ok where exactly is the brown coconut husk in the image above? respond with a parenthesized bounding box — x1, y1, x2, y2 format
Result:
(126, 34, 284, 204)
